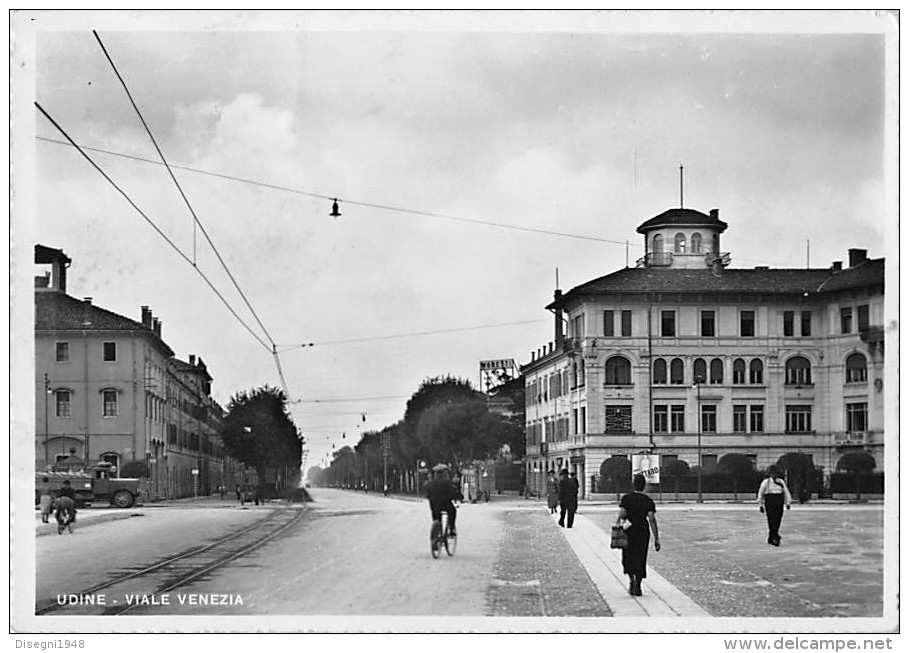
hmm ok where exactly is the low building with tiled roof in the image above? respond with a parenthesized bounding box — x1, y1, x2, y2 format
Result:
(34, 244, 240, 500)
(521, 207, 885, 501)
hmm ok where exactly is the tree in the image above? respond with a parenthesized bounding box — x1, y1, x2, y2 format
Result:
(412, 399, 502, 469)
(221, 385, 301, 495)
(776, 452, 816, 502)
(600, 456, 631, 499)
(836, 452, 876, 500)
(718, 453, 754, 501)
(662, 458, 689, 501)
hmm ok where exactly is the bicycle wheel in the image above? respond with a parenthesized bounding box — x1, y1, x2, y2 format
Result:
(430, 520, 442, 559)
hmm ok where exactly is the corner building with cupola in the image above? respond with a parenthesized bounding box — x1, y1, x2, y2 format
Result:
(521, 207, 884, 499)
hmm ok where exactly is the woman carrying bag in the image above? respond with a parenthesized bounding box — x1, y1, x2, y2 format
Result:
(615, 474, 661, 596)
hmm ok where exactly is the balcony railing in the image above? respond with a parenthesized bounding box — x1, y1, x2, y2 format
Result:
(636, 251, 673, 268)
(833, 431, 873, 446)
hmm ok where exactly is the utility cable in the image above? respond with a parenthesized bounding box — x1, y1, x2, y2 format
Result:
(93, 33, 281, 350)
(34, 101, 272, 353)
(36, 134, 635, 247)
(94, 31, 291, 397)
(275, 318, 545, 351)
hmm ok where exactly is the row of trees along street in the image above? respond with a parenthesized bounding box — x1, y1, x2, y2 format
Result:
(307, 376, 524, 492)
(598, 451, 881, 501)
(219, 385, 302, 498)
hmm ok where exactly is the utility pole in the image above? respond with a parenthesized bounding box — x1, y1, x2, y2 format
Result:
(381, 432, 391, 495)
(44, 373, 50, 467)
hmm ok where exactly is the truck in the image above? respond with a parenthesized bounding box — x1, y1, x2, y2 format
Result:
(35, 461, 142, 508)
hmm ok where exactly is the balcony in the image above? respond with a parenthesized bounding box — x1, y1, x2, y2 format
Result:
(833, 431, 873, 447)
(636, 251, 673, 268)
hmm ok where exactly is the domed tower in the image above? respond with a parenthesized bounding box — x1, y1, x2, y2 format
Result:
(635, 207, 730, 269)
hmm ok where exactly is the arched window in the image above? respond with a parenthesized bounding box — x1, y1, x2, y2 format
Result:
(605, 356, 632, 385)
(749, 358, 764, 384)
(845, 353, 867, 383)
(653, 234, 664, 253)
(709, 358, 724, 384)
(693, 358, 707, 384)
(674, 233, 687, 254)
(653, 358, 667, 384)
(732, 358, 746, 384)
(785, 356, 812, 385)
(670, 358, 685, 384)
(691, 232, 703, 253)
(99, 452, 120, 477)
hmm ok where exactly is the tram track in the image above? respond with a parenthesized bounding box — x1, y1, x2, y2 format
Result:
(36, 506, 307, 616)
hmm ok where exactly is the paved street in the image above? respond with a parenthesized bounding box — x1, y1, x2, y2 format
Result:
(32, 490, 886, 627)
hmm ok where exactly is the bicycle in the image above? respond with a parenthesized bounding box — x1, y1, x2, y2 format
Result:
(430, 507, 458, 558)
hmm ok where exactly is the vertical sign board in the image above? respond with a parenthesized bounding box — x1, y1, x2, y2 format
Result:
(632, 454, 660, 485)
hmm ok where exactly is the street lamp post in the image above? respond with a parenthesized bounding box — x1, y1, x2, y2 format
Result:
(693, 379, 703, 503)
(44, 374, 51, 468)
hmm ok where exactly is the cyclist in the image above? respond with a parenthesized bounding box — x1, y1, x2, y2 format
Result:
(424, 463, 462, 537)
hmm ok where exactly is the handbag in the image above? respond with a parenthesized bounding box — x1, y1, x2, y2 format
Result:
(610, 524, 629, 549)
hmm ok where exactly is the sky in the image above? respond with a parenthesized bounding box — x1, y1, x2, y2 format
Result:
(12, 10, 896, 470)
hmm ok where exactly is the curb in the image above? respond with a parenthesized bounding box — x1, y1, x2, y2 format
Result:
(35, 511, 144, 537)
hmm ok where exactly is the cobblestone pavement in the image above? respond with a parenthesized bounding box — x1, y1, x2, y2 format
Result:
(486, 509, 611, 617)
(587, 506, 884, 618)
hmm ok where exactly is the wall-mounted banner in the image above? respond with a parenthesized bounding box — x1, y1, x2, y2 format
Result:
(632, 453, 660, 484)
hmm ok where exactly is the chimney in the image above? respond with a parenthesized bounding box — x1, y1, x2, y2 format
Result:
(832, 261, 843, 273)
(548, 342, 553, 354)
(152, 318, 161, 338)
(81, 297, 92, 327)
(848, 248, 868, 268)
(141, 306, 152, 328)
(531, 351, 536, 362)
(553, 289, 564, 344)
(189, 354, 196, 366)
(709, 208, 719, 220)
(83, 297, 92, 304)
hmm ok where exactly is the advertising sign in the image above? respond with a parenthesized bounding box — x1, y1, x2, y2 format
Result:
(632, 453, 660, 484)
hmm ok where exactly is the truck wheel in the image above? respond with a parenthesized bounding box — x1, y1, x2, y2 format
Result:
(111, 490, 134, 508)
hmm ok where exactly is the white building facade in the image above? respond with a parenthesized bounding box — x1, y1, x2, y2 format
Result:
(522, 208, 884, 498)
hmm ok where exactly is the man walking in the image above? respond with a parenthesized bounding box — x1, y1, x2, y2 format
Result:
(557, 469, 578, 528)
(757, 465, 792, 546)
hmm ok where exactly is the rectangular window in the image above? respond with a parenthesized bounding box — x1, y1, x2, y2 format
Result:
(801, 311, 812, 336)
(846, 402, 868, 433)
(580, 407, 586, 434)
(661, 454, 678, 468)
(55, 390, 71, 418)
(701, 454, 718, 474)
(572, 314, 585, 339)
(701, 310, 715, 337)
(857, 304, 870, 331)
(55, 342, 70, 362)
(701, 405, 717, 432)
(661, 311, 676, 337)
(573, 408, 579, 435)
(653, 405, 668, 433)
(604, 405, 632, 432)
(740, 310, 755, 337)
(733, 405, 747, 432)
(578, 360, 586, 387)
(603, 310, 614, 337)
(621, 310, 632, 337)
(750, 405, 764, 433)
(783, 311, 794, 337)
(785, 405, 812, 433)
(102, 390, 119, 417)
(840, 307, 853, 334)
(103, 341, 117, 362)
(670, 405, 685, 433)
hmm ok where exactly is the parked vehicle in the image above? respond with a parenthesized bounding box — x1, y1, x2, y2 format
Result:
(35, 461, 141, 508)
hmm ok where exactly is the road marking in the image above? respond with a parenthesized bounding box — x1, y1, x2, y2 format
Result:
(555, 512, 711, 617)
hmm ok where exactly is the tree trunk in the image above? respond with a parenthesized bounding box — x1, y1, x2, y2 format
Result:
(674, 477, 680, 501)
(732, 476, 738, 501)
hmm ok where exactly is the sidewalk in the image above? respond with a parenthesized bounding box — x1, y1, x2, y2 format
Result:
(553, 510, 711, 617)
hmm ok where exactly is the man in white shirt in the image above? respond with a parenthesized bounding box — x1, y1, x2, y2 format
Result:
(757, 465, 792, 546)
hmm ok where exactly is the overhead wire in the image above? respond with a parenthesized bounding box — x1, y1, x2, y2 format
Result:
(275, 318, 546, 351)
(34, 102, 272, 353)
(92, 30, 291, 397)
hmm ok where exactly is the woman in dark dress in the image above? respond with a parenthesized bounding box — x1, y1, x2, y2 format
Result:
(616, 474, 661, 596)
